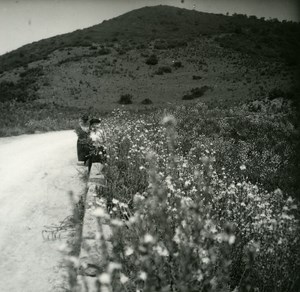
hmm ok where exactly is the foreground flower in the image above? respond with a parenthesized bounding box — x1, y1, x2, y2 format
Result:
(98, 273, 111, 284)
(144, 234, 154, 244)
(92, 207, 109, 219)
(120, 273, 129, 284)
(162, 114, 177, 127)
(240, 164, 246, 171)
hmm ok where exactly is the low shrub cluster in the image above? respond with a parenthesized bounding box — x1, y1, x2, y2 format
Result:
(118, 94, 133, 105)
(155, 66, 172, 75)
(154, 39, 187, 50)
(173, 61, 183, 69)
(145, 54, 159, 66)
(182, 86, 211, 100)
(97, 47, 111, 56)
(192, 75, 202, 80)
(141, 98, 153, 105)
(268, 88, 295, 101)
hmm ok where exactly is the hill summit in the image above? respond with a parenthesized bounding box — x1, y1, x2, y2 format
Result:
(0, 5, 299, 72)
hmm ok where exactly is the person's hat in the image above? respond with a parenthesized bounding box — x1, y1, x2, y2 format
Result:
(81, 114, 89, 122)
(89, 118, 101, 126)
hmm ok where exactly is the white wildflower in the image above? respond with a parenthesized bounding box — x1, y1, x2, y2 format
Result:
(98, 273, 111, 284)
(247, 193, 254, 199)
(139, 271, 147, 281)
(196, 270, 204, 282)
(184, 180, 191, 188)
(182, 161, 188, 168)
(165, 175, 175, 192)
(133, 193, 145, 203)
(112, 198, 119, 204)
(154, 243, 169, 257)
(144, 233, 154, 244)
(173, 227, 181, 244)
(92, 207, 109, 219)
(120, 273, 129, 284)
(108, 262, 121, 273)
(125, 247, 134, 256)
(228, 235, 236, 245)
(240, 164, 246, 171)
(162, 115, 177, 127)
(111, 219, 124, 227)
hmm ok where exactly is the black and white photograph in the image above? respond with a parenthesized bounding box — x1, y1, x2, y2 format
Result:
(0, 1, 299, 291)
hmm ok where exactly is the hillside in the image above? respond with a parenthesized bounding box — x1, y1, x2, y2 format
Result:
(0, 5, 299, 135)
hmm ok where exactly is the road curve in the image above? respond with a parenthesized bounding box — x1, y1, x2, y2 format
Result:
(0, 130, 86, 292)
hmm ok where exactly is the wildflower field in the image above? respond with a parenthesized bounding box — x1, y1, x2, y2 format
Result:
(79, 97, 300, 292)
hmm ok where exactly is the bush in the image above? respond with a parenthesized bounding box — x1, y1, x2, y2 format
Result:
(167, 39, 187, 49)
(153, 40, 168, 50)
(192, 75, 202, 80)
(89, 45, 97, 50)
(98, 48, 111, 55)
(173, 61, 183, 69)
(182, 86, 211, 100)
(0, 79, 39, 103)
(19, 67, 43, 78)
(118, 94, 133, 104)
(145, 54, 158, 65)
(155, 66, 172, 75)
(268, 88, 285, 100)
(141, 98, 153, 105)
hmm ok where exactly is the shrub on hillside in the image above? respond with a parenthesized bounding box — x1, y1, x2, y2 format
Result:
(268, 88, 283, 99)
(89, 45, 97, 50)
(145, 54, 158, 65)
(98, 48, 111, 55)
(155, 66, 172, 75)
(154, 40, 168, 50)
(141, 98, 153, 105)
(167, 39, 187, 49)
(19, 67, 44, 78)
(192, 75, 202, 80)
(0, 79, 38, 103)
(173, 61, 183, 69)
(182, 86, 211, 100)
(118, 94, 133, 104)
(268, 88, 287, 100)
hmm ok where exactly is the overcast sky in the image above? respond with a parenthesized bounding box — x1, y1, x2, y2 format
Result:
(0, 0, 299, 56)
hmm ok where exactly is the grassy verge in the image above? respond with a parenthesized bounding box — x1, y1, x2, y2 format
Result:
(0, 101, 83, 137)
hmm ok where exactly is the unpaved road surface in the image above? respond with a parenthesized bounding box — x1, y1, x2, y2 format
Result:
(0, 130, 86, 292)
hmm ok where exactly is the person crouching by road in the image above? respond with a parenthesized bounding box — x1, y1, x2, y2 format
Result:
(86, 118, 107, 174)
(76, 114, 90, 165)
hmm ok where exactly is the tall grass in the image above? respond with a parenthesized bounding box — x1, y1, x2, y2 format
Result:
(0, 101, 81, 137)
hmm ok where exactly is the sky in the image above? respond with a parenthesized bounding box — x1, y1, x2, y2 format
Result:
(0, 0, 299, 56)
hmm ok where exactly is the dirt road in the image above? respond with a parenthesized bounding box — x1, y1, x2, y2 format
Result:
(0, 130, 86, 292)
